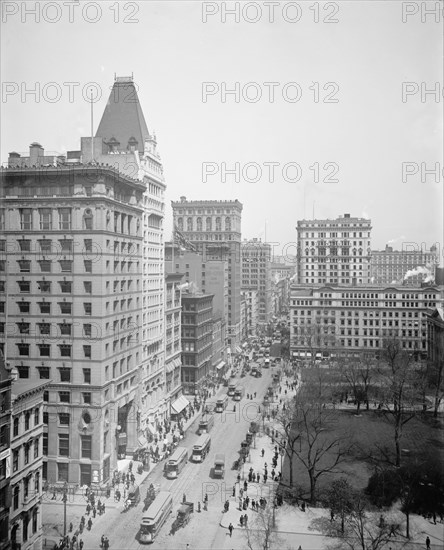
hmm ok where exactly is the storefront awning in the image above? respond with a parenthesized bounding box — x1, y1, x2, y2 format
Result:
(138, 435, 148, 448)
(216, 361, 226, 370)
(171, 395, 190, 414)
(235, 346, 242, 354)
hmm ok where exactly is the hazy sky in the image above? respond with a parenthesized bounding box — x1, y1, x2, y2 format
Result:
(2, 1, 443, 260)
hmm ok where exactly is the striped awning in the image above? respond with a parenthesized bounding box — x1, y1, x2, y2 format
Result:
(215, 361, 226, 370)
(171, 395, 190, 414)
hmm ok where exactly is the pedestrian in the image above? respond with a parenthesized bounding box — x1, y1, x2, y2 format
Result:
(79, 523, 84, 535)
(244, 480, 248, 492)
(79, 540, 83, 550)
(104, 538, 109, 550)
(86, 503, 90, 515)
(228, 523, 234, 537)
(298, 546, 302, 550)
(69, 522, 73, 533)
(102, 502, 106, 514)
(80, 516, 85, 526)
(246, 496, 250, 508)
(248, 472, 252, 482)
(87, 518, 92, 531)
(197, 502, 201, 513)
(252, 472, 256, 483)
(244, 513, 248, 527)
(257, 473, 260, 483)
(232, 486, 236, 497)
(251, 499, 256, 510)
(240, 515, 244, 527)
(101, 535, 105, 548)
(261, 449, 265, 457)
(426, 537, 430, 549)
(263, 474, 268, 483)
(92, 506, 96, 518)
(240, 488, 243, 498)
(183, 493, 186, 503)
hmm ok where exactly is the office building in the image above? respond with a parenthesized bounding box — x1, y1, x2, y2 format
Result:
(241, 238, 272, 328)
(171, 197, 243, 352)
(0, 354, 11, 550)
(296, 214, 372, 285)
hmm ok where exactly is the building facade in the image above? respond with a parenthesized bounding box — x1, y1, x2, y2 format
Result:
(370, 245, 438, 286)
(427, 306, 444, 365)
(181, 292, 214, 395)
(0, 76, 167, 486)
(0, 355, 11, 550)
(164, 273, 184, 424)
(10, 377, 48, 550)
(296, 213, 372, 285)
(290, 284, 440, 359)
(241, 239, 272, 328)
(171, 197, 242, 352)
(241, 290, 260, 337)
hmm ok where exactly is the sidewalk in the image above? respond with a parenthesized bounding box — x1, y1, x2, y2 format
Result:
(42, 401, 208, 548)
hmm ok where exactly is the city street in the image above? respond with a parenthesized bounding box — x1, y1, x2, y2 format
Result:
(45, 368, 273, 550)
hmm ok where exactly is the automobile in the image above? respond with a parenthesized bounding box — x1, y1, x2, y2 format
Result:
(171, 502, 194, 534)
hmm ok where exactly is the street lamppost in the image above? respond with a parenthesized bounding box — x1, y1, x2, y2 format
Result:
(62, 481, 68, 537)
(279, 447, 285, 476)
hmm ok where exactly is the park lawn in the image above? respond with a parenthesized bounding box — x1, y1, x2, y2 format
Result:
(281, 409, 444, 502)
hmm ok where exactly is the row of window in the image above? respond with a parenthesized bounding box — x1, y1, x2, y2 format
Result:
(13, 408, 40, 436)
(177, 216, 232, 232)
(13, 299, 90, 314)
(16, 343, 87, 359)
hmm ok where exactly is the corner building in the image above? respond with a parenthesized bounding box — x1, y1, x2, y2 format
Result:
(171, 197, 242, 352)
(0, 76, 166, 487)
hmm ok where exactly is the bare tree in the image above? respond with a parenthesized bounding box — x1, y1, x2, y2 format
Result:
(378, 338, 424, 467)
(310, 492, 404, 550)
(342, 356, 375, 413)
(274, 388, 352, 504)
(244, 498, 283, 550)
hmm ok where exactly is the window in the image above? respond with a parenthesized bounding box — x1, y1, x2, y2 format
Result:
(59, 391, 70, 403)
(13, 450, 19, 472)
(59, 413, 70, 425)
(83, 209, 93, 230)
(59, 345, 72, 357)
(59, 368, 71, 382)
(59, 323, 71, 336)
(59, 281, 72, 293)
(58, 462, 68, 482)
(17, 322, 30, 334)
(83, 369, 91, 384)
(83, 345, 91, 358)
(81, 435, 92, 458)
(13, 417, 19, 437)
(59, 208, 71, 230)
(18, 301, 30, 313)
(18, 260, 31, 272)
(17, 343, 30, 356)
(19, 239, 31, 252)
(25, 411, 31, 430)
(13, 485, 19, 510)
(34, 408, 39, 425)
(39, 239, 52, 253)
(60, 239, 73, 254)
(59, 260, 72, 272)
(38, 302, 51, 314)
(38, 366, 50, 379)
(38, 344, 50, 357)
(84, 281, 92, 294)
(84, 303, 92, 316)
(20, 209, 32, 230)
(39, 260, 51, 272)
(59, 302, 72, 314)
(84, 260, 92, 273)
(58, 434, 70, 456)
(39, 208, 52, 230)
(24, 442, 29, 464)
(18, 281, 31, 293)
(83, 324, 92, 337)
(83, 393, 92, 404)
(34, 438, 39, 459)
(38, 281, 51, 293)
(17, 365, 30, 378)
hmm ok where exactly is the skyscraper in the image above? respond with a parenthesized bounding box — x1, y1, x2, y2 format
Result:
(0, 75, 166, 487)
(171, 197, 243, 352)
(296, 213, 372, 285)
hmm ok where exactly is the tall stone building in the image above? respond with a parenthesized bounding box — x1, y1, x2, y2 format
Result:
(0, 76, 166, 487)
(171, 198, 242, 352)
(296, 213, 372, 285)
(0, 354, 11, 550)
(370, 245, 438, 286)
(241, 239, 272, 329)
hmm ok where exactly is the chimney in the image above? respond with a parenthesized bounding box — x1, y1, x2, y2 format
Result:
(29, 142, 44, 166)
(344, 213, 350, 218)
(180, 196, 186, 202)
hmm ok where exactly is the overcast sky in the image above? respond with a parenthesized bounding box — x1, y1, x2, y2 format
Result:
(2, 1, 443, 260)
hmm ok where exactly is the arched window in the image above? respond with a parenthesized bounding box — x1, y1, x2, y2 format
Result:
(206, 217, 212, 231)
(177, 217, 183, 231)
(32, 507, 38, 534)
(225, 217, 231, 231)
(187, 217, 193, 232)
(196, 217, 202, 232)
(83, 209, 93, 230)
(215, 217, 221, 231)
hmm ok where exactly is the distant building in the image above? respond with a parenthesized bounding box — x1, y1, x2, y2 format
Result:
(212, 316, 227, 380)
(181, 292, 214, 395)
(370, 245, 438, 286)
(290, 284, 440, 359)
(10, 376, 48, 550)
(171, 197, 243, 353)
(427, 306, 444, 365)
(164, 273, 184, 432)
(241, 239, 272, 328)
(241, 290, 260, 337)
(296, 213, 372, 285)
